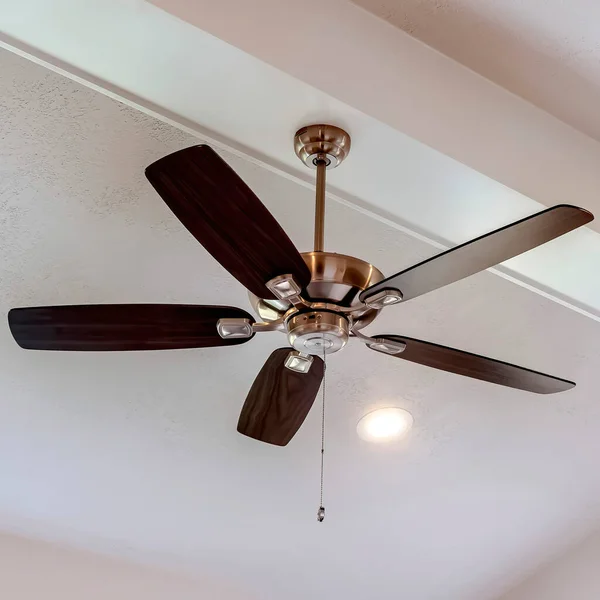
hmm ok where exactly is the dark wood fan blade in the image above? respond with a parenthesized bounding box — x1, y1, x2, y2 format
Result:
(145, 145, 311, 299)
(360, 204, 593, 304)
(238, 348, 324, 446)
(369, 334, 574, 394)
(8, 304, 254, 351)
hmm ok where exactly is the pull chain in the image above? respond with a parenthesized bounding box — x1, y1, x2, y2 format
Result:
(317, 343, 327, 522)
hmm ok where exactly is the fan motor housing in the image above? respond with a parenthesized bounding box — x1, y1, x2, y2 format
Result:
(287, 310, 349, 355)
(248, 251, 385, 334)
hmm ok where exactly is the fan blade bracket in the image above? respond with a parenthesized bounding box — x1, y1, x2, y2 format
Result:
(265, 274, 302, 300)
(362, 288, 404, 309)
(216, 318, 254, 339)
(264, 274, 307, 309)
(351, 328, 407, 355)
(218, 317, 287, 337)
(251, 320, 285, 333)
(284, 350, 314, 373)
(368, 338, 407, 355)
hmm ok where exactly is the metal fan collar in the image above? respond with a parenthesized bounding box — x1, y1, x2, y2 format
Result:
(248, 250, 384, 354)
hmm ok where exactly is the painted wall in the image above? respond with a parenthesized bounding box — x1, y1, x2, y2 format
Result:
(500, 531, 600, 600)
(0, 532, 244, 600)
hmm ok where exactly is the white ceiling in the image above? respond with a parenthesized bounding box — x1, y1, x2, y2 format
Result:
(2, 48, 600, 600)
(353, 0, 600, 142)
(1, 0, 600, 323)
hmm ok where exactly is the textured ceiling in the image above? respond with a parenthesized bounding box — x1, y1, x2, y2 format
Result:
(352, 0, 600, 142)
(2, 49, 600, 600)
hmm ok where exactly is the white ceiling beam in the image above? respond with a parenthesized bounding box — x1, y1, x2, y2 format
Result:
(151, 0, 600, 233)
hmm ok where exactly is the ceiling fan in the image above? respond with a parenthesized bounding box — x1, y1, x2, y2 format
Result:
(8, 124, 594, 446)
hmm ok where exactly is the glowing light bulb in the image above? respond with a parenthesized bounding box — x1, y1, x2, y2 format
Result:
(357, 407, 413, 443)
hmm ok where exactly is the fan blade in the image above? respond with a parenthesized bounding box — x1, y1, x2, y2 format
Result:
(368, 334, 574, 394)
(8, 304, 254, 351)
(238, 348, 324, 446)
(360, 205, 593, 304)
(145, 145, 311, 299)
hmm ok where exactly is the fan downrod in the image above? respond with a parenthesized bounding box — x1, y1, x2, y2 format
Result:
(294, 124, 351, 253)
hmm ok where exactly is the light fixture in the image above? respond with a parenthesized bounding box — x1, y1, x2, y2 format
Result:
(362, 288, 403, 309)
(357, 407, 413, 443)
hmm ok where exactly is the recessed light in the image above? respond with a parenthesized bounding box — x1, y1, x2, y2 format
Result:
(357, 407, 413, 443)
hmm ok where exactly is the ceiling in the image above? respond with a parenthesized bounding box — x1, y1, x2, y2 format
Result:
(2, 47, 600, 600)
(353, 0, 600, 142)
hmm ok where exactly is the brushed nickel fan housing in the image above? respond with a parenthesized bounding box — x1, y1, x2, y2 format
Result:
(248, 250, 385, 340)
